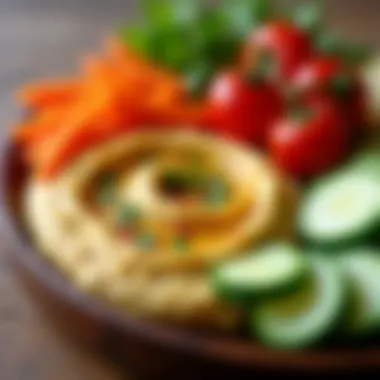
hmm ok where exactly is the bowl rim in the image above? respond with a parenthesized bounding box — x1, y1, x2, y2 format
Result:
(2, 137, 380, 373)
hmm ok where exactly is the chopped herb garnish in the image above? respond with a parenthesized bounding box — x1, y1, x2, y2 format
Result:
(174, 235, 189, 253)
(96, 172, 117, 206)
(116, 204, 141, 228)
(95, 171, 118, 206)
(159, 167, 204, 197)
(137, 231, 156, 250)
(98, 171, 117, 184)
(204, 177, 230, 206)
(96, 184, 115, 206)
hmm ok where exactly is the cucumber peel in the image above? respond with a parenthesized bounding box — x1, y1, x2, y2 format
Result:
(251, 253, 346, 350)
(212, 242, 308, 304)
(299, 171, 380, 247)
(339, 248, 380, 337)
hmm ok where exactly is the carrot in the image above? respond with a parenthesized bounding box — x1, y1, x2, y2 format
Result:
(105, 37, 153, 75)
(17, 74, 115, 144)
(32, 127, 95, 178)
(105, 37, 186, 98)
(35, 108, 141, 179)
(13, 105, 75, 143)
(17, 80, 80, 109)
(30, 91, 143, 179)
(13, 36, 209, 180)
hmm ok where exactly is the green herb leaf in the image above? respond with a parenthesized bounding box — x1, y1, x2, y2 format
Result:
(153, 25, 194, 71)
(171, 0, 201, 25)
(316, 30, 372, 66)
(224, 0, 274, 37)
(185, 62, 214, 98)
(292, 0, 325, 36)
(250, 0, 274, 24)
(141, 0, 173, 27)
(119, 24, 151, 54)
(341, 42, 372, 66)
(192, 9, 236, 66)
(315, 30, 343, 57)
(119, 1, 257, 97)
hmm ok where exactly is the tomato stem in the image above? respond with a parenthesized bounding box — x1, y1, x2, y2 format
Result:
(328, 71, 355, 101)
(246, 51, 276, 85)
(289, 105, 315, 124)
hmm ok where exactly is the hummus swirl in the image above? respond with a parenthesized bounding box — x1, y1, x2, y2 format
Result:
(24, 129, 299, 329)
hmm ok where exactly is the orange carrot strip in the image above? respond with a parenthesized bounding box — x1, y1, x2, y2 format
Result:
(34, 108, 142, 180)
(13, 105, 74, 142)
(15, 35, 210, 180)
(105, 37, 151, 73)
(105, 37, 186, 94)
(17, 80, 80, 109)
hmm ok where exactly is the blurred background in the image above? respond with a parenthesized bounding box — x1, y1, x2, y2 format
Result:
(0, 1, 379, 379)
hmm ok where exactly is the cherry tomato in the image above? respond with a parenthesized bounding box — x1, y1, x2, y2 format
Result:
(269, 101, 349, 178)
(290, 57, 368, 136)
(241, 21, 313, 81)
(207, 71, 283, 147)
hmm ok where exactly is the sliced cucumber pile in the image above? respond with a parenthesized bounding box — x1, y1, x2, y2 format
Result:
(339, 248, 380, 337)
(212, 243, 308, 304)
(209, 149, 380, 350)
(299, 170, 380, 247)
(211, 241, 380, 349)
(251, 253, 346, 349)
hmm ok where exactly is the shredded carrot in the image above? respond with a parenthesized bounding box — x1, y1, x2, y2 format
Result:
(17, 80, 80, 109)
(12, 36, 208, 180)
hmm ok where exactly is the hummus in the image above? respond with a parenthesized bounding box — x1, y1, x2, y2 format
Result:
(24, 129, 299, 330)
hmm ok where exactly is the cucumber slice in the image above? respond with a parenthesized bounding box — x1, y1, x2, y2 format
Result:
(299, 172, 380, 246)
(212, 243, 308, 304)
(251, 253, 346, 349)
(339, 248, 380, 337)
(346, 149, 380, 179)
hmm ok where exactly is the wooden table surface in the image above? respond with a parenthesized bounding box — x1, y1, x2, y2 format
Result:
(0, 1, 379, 379)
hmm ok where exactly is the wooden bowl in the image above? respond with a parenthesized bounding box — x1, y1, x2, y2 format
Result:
(1, 139, 380, 378)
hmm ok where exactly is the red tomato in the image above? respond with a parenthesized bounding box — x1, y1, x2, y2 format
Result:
(241, 21, 313, 81)
(207, 71, 283, 147)
(290, 57, 368, 135)
(269, 101, 349, 178)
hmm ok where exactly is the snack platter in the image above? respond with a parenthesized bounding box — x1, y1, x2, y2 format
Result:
(7, 0, 380, 361)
